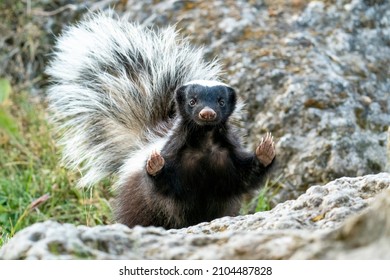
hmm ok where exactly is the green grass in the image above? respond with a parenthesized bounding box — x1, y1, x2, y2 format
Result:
(240, 176, 282, 215)
(0, 82, 113, 247)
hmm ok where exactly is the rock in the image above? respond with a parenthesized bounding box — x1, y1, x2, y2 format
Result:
(292, 184, 390, 259)
(387, 127, 390, 171)
(242, 0, 390, 202)
(1, 173, 389, 260)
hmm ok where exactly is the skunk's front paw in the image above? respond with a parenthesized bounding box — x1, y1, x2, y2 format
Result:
(255, 132, 276, 167)
(146, 150, 165, 176)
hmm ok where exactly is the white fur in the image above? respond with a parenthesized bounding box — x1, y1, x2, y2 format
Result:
(184, 80, 230, 88)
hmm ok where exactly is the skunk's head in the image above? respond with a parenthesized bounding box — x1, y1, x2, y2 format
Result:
(175, 80, 237, 126)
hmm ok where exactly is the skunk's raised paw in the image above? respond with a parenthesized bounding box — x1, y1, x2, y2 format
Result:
(255, 132, 276, 167)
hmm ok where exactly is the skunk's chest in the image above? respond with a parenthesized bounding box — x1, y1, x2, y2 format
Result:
(159, 130, 242, 198)
(181, 144, 230, 170)
(179, 132, 233, 173)
(176, 142, 237, 195)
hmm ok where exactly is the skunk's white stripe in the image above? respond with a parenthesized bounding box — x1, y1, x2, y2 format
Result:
(184, 80, 230, 88)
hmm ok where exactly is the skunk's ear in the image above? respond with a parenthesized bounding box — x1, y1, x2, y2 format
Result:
(226, 86, 237, 107)
(174, 85, 187, 105)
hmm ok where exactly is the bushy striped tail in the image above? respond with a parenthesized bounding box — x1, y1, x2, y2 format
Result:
(46, 12, 222, 187)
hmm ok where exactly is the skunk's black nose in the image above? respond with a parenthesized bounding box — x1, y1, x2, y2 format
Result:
(199, 107, 216, 121)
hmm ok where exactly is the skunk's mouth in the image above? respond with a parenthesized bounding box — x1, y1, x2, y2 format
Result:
(194, 117, 221, 126)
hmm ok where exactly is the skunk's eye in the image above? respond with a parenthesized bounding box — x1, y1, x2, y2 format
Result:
(218, 99, 225, 107)
(189, 98, 197, 107)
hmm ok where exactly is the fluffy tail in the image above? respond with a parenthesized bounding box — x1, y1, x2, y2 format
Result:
(46, 13, 222, 187)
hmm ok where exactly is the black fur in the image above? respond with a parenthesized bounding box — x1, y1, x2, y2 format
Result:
(115, 84, 274, 229)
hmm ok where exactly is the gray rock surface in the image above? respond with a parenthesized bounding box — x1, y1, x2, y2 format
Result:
(387, 127, 390, 171)
(1, 173, 389, 260)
